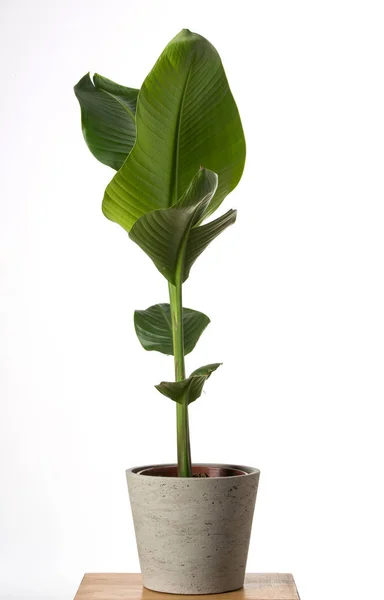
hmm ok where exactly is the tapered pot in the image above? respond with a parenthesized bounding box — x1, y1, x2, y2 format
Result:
(126, 463, 260, 594)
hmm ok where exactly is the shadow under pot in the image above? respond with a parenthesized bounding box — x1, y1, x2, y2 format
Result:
(126, 463, 260, 594)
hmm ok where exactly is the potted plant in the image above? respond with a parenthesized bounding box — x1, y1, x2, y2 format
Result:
(74, 29, 260, 595)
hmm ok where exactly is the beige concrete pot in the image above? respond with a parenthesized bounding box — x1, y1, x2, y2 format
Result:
(126, 463, 260, 594)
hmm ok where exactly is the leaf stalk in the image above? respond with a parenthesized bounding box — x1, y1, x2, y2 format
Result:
(168, 278, 192, 477)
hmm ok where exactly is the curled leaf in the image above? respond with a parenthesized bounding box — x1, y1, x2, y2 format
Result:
(155, 363, 221, 405)
(74, 73, 138, 170)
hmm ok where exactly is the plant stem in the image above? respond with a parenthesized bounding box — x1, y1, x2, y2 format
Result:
(168, 279, 192, 477)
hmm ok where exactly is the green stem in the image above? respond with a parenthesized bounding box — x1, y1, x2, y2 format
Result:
(168, 279, 192, 477)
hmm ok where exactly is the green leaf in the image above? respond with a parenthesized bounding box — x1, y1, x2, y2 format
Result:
(129, 168, 219, 284)
(74, 73, 138, 170)
(184, 209, 237, 280)
(102, 29, 246, 232)
(155, 363, 221, 405)
(134, 303, 210, 355)
(177, 167, 219, 218)
(93, 74, 138, 114)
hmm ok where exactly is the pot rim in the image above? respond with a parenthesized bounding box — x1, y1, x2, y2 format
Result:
(126, 463, 260, 480)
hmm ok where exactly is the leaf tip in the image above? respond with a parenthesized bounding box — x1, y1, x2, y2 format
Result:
(73, 71, 92, 93)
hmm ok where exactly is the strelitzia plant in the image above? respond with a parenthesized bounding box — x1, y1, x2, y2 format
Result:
(74, 29, 246, 477)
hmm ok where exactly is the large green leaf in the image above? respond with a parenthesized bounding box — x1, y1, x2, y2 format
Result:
(102, 29, 246, 232)
(129, 168, 221, 283)
(134, 303, 210, 355)
(155, 363, 221, 405)
(74, 73, 138, 170)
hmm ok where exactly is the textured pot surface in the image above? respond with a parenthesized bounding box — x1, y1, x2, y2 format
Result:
(126, 463, 260, 594)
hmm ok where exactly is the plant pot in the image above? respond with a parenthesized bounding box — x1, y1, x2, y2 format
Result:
(126, 463, 260, 594)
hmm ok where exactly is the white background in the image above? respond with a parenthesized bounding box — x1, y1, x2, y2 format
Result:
(1, 1, 383, 598)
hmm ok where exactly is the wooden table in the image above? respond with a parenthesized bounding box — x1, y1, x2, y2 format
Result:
(74, 574, 300, 600)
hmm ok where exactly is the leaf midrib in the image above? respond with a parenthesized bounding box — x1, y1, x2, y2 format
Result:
(171, 51, 196, 206)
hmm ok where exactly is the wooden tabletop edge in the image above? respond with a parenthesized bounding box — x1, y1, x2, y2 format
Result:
(75, 573, 299, 600)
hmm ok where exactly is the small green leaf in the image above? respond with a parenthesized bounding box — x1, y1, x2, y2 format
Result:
(129, 168, 218, 283)
(189, 364, 221, 377)
(74, 73, 138, 170)
(155, 363, 221, 405)
(134, 303, 210, 355)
